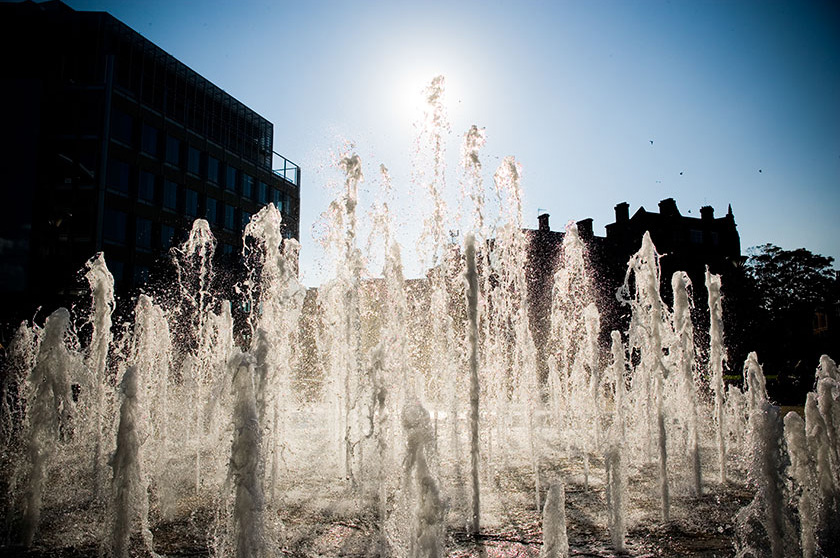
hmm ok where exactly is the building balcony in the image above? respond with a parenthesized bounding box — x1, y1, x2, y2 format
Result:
(272, 151, 300, 188)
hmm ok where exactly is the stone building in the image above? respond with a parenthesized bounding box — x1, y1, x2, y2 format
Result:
(525, 199, 743, 371)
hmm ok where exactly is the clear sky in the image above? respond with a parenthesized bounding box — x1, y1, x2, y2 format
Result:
(62, 0, 840, 285)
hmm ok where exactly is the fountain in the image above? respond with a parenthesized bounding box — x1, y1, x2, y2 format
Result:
(1, 76, 838, 557)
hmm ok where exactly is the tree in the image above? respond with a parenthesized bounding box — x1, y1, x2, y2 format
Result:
(747, 244, 835, 317)
(743, 244, 838, 403)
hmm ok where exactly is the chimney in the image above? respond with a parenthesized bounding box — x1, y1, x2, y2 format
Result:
(700, 205, 714, 220)
(577, 218, 593, 239)
(615, 202, 629, 223)
(658, 198, 679, 217)
(538, 213, 550, 232)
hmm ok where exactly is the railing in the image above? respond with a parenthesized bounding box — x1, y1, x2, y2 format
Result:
(272, 151, 300, 187)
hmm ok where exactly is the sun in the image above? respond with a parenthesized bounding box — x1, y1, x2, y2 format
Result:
(388, 65, 466, 125)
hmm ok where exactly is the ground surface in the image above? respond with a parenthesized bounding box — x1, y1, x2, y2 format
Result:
(3, 454, 754, 558)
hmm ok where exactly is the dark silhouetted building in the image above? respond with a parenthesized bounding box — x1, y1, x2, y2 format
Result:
(525, 213, 621, 379)
(0, 0, 300, 328)
(525, 199, 743, 371)
(604, 198, 742, 288)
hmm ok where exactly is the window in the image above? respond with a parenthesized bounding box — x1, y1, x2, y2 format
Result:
(221, 243, 234, 255)
(107, 159, 131, 195)
(188, 146, 201, 175)
(257, 182, 267, 205)
(273, 191, 292, 214)
(205, 197, 218, 223)
(242, 211, 252, 229)
(690, 229, 703, 244)
(161, 224, 175, 249)
(185, 189, 198, 217)
(103, 208, 127, 244)
(77, 140, 98, 181)
(224, 204, 235, 230)
(141, 124, 158, 155)
(136, 217, 152, 249)
(110, 110, 133, 145)
(109, 259, 124, 282)
(165, 135, 181, 166)
(78, 94, 100, 135)
(138, 171, 156, 203)
(207, 156, 219, 183)
(134, 265, 149, 284)
(163, 180, 178, 210)
(225, 166, 238, 192)
(242, 174, 254, 199)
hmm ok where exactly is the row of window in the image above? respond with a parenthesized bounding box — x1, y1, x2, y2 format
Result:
(106, 248, 237, 289)
(688, 229, 721, 245)
(111, 110, 277, 197)
(103, 206, 263, 253)
(106, 159, 294, 217)
(103, 208, 175, 249)
(104, 194, 257, 239)
(108, 38, 273, 169)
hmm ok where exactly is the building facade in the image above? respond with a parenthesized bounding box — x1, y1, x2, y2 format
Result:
(525, 199, 743, 375)
(604, 198, 742, 287)
(0, 0, 300, 327)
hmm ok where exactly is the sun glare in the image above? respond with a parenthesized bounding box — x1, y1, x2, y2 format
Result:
(388, 65, 466, 126)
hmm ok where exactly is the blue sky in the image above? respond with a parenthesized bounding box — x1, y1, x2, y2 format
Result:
(63, 0, 840, 285)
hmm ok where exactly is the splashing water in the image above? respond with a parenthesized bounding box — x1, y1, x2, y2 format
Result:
(1, 75, 837, 558)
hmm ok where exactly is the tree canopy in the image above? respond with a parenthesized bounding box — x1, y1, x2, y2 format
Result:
(737, 244, 838, 403)
(747, 244, 836, 317)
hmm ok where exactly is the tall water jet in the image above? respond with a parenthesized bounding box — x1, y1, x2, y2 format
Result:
(744, 352, 768, 417)
(83, 253, 115, 500)
(783, 411, 817, 558)
(735, 351, 795, 558)
(621, 232, 670, 522)
(172, 219, 217, 495)
(1, 325, 37, 544)
(605, 331, 627, 552)
(20, 308, 78, 546)
(458, 125, 487, 533)
(804, 359, 840, 549)
(464, 233, 480, 535)
(416, 75, 450, 269)
(549, 222, 598, 477)
(416, 76, 461, 485)
(174, 219, 216, 336)
(540, 482, 569, 558)
(131, 295, 173, 519)
(110, 366, 157, 558)
(215, 354, 265, 558)
(367, 343, 390, 556)
(706, 269, 727, 484)
(735, 401, 791, 558)
(339, 152, 365, 486)
(814, 356, 840, 484)
(460, 124, 487, 239)
(493, 156, 541, 510)
(583, 302, 602, 450)
(243, 203, 305, 503)
(402, 401, 443, 558)
(672, 271, 701, 495)
(318, 151, 365, 484)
